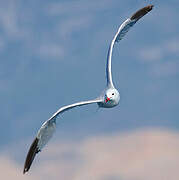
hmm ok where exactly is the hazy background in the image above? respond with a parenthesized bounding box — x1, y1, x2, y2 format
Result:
(0, 0, 179, 179)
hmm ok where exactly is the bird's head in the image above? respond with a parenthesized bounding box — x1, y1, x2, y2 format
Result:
(104, 88, 120, 105)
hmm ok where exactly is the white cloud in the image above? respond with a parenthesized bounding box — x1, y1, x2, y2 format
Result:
(151, 61, 178, 77)
(0, 0, 28, 39)
(1, 128, 179, 180)
(137, 38, 179, 77)
(138, 39, 179, 62)
(138, 46, 163, 62)
(0, 2, 18, 37)
(0, 37, 5, 52)
(48, 0, 113, 16)
(38, 43, 65, 60)
(46, 0, 117, 41)
(0, 155, 36, 180)
(57, 16, 92, 40)
(0, 1, 65, 60)
(166, 39, 179, 53)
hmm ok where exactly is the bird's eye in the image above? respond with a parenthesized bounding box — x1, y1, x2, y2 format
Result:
(112, 93, 114, 95)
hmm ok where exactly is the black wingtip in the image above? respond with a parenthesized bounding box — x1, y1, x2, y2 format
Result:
(23, 137, 40, 174)
(130, 5, 154, 21)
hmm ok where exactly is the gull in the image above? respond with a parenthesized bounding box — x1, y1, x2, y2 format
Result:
(23, 5, 153, 174)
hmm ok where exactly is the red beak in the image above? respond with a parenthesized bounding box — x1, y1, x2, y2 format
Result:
(105, 97, 110, 102)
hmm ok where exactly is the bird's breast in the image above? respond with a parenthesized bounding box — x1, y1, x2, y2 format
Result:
(97, 100, 118, 108)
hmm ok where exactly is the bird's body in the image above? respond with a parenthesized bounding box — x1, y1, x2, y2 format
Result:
(23, 5, 154, 174)
(98, 88, 120, 108)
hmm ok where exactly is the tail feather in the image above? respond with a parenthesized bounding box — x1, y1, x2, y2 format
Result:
(23, 138, 40, 174)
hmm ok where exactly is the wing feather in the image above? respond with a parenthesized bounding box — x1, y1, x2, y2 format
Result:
(23, 98, 102, 174)
(106, 5, 153, 87)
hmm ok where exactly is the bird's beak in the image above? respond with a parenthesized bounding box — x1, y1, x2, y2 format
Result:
(105, 97, 110, 102)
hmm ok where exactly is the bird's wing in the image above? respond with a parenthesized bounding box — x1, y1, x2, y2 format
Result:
(106, 5, 153, 87)
(23, 98, 102, 174)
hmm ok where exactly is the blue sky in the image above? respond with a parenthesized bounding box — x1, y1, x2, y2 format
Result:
(0, 0, 179, 179)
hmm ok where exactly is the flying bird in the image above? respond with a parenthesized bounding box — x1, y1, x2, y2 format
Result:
(23, 5, 153, 174)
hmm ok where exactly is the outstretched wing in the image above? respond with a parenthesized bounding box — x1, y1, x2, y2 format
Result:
(106, 5, 154, 87)
(23, 98, 102, 174)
